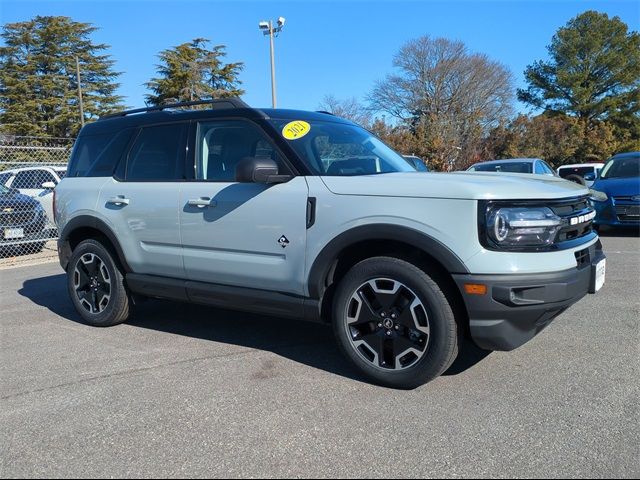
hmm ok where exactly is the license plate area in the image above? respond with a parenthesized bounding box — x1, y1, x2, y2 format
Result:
(4, 228, 24, 240)
(590, 258, 606, 293)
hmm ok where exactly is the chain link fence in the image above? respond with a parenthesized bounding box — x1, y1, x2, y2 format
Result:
(0, 135, 74, 268)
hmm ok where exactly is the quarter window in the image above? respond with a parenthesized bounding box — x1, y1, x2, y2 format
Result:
(68, 130, 133, 178)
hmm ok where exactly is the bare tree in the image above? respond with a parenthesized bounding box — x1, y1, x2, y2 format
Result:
(318, 95, 372, 127)
(369, 36, 514, 169)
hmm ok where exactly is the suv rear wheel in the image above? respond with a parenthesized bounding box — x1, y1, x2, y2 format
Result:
(332, 257, 459, 389)
(67, 239, 131, 327)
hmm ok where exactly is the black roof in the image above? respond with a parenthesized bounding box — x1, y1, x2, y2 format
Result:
(82, 99, 354, 136)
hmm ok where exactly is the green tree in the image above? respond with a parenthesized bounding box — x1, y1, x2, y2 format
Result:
(518, 11, 640, 126)
(0, 16, 123, 138)
(145, 38, 244, 106)
(482, 113, 629, 168)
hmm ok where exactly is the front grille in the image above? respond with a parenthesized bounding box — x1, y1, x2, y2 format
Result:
(613, 196, 640, 222)
(0, 208, 36, 227)
(549, 196, 594, 243)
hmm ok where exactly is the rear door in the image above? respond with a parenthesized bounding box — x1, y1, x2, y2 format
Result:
(179, 119, 309, 295)
(97, 123, 188, 278)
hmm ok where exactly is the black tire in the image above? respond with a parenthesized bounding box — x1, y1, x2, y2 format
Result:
(565, 174, 586, 186)
(67, 239, 131, 327)
(332, 257, 459, 389)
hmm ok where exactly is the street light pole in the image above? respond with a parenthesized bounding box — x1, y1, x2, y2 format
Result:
(259, 17, 285, 109)
(75, 56, 85, 127)
(269, 20, 277, 108)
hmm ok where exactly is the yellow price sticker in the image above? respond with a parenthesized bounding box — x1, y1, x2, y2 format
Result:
(282, 120, 311, 140)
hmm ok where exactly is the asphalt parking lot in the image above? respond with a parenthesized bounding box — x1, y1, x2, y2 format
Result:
(1, 232, 638, 478)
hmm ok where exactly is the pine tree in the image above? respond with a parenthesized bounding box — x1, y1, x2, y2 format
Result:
(145, 38, 244, 106)
(0, 16, 123, 138)
(518, 11, 640, 125)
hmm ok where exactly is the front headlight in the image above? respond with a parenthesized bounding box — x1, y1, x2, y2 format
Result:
(485, 206, 562, 248)
(588, 189, 608, 202)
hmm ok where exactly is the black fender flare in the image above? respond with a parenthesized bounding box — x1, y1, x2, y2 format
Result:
(58, 215, 132, 272)
(307, 224, 469, 299)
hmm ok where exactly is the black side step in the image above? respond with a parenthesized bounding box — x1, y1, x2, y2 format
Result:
(126, 273, 321, 323)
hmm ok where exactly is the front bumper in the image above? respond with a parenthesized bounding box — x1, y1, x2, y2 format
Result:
(593, 198, 640, 227)
(453, 241, 605, 351)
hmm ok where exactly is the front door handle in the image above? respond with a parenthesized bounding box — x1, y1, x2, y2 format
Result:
(187, 197, 217, 208)
(106, 195, 129, 206)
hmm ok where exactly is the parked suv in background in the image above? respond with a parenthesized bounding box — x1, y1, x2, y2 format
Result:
(55, 99, 606, 389)
(0, 183, 47, 255)
(557, 163, 604, 187)
(0, 165, 67, 232)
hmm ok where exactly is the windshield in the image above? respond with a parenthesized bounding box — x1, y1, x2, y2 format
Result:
(599, 155, 639, 179)
(0, 183, 9, 194)
(404, 156, 429, 172)
(470, 162, 533, 174)
(270, 120, 414, 176)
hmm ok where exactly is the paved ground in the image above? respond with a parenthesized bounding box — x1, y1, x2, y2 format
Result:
(0, 240, 58, 270)
(1, 231, 638, 478)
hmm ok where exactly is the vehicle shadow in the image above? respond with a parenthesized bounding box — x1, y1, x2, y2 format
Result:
(19, 273, 489, 385)
(597, 226, 640, 237)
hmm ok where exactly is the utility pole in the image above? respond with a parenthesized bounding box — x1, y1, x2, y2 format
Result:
(259, 17, 286, 108)
(75, 56, 85, 127)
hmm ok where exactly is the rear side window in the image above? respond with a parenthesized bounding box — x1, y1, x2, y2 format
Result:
(68, 129, 133, 177)
(125, 123, 187, 181)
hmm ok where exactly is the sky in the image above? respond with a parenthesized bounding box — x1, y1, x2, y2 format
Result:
(1, 0, 639, 114)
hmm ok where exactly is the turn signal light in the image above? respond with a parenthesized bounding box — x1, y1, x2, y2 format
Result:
(464, 283, 487, 295)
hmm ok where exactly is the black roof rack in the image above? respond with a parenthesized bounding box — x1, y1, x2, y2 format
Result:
(99, 98, 250, 120)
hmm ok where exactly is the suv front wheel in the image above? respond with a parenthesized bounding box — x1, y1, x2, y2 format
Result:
(332, 257, 459, 389)
(67, 239, 131, 327)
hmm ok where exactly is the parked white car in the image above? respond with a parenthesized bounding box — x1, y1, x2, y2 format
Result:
(557, 163, 604, 187)
(0, 166, 67, 230)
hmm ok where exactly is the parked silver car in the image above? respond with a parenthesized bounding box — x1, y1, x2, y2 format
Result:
(467, 158, 556, 176)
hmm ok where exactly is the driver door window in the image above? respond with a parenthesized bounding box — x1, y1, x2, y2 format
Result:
(196, 121, 286, 182)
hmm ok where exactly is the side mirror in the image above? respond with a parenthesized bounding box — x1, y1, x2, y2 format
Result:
(42, 181, 56, 189)
(584, 173, 596, 181)
(235, 157, 291, 184)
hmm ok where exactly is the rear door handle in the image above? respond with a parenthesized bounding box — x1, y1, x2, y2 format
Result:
(106, 195, 129, 206)
(187, 197, 217, 208)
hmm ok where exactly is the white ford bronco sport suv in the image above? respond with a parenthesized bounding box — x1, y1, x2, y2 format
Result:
(55, 99, 606, 389)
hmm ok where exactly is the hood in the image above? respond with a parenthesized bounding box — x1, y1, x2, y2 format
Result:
(591, 177, 640, 197)
(320, 172, 588, 200)
(0, 189, 38, 208)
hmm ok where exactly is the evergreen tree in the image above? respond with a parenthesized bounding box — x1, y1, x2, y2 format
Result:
(0, 16, 123, 138)
(518, 11, 640, 125)
(145, 38, 244, 106)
